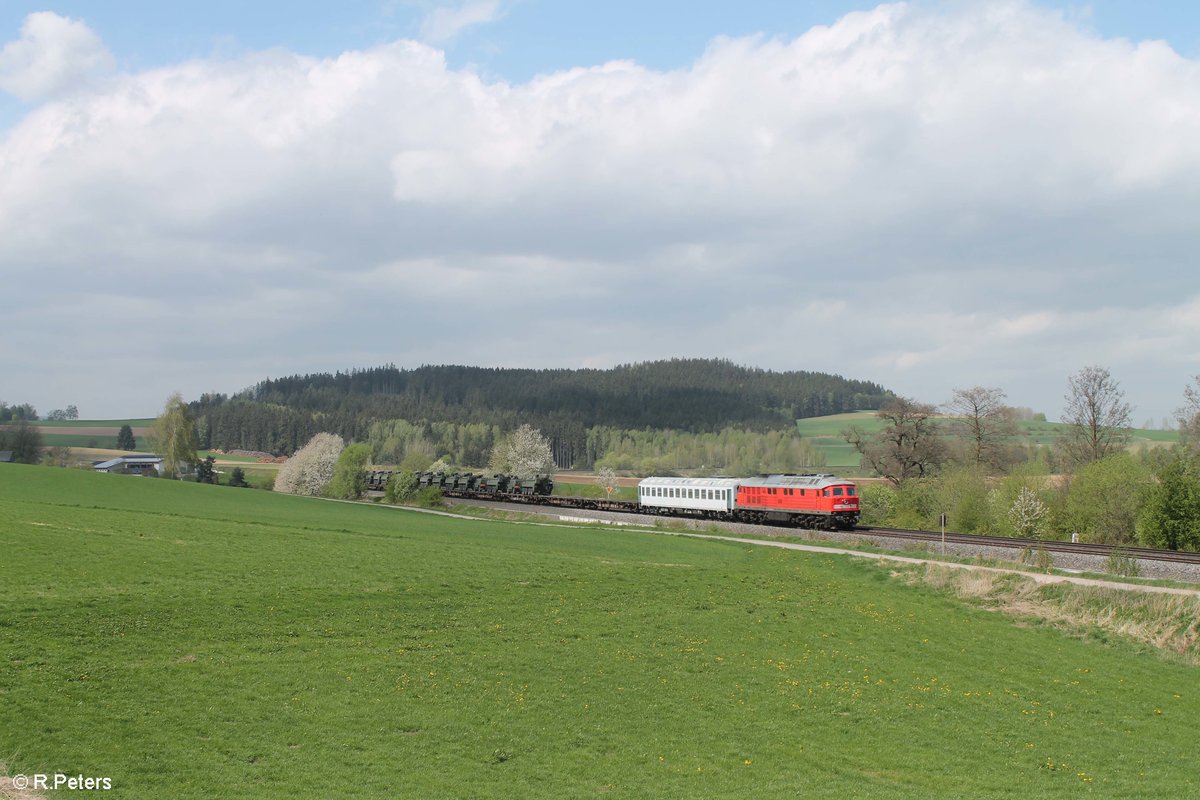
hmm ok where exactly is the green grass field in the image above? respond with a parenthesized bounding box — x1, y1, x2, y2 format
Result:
(37, 432, 121, 448)
(2, 466, 1197, 798)
(553, 480, 638, 502)
(27, 419, 154, 429)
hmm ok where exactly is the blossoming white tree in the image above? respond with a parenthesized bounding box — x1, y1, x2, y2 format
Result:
(274, 432, 344, 496)
(1008, 486, 1048, 539)
(489, 424, 555, 475)
(594, 466, 619, 497)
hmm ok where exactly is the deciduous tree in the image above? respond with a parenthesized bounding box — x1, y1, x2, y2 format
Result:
(944, 386, 1018, 471)
(1176, 374, 1200, 456)
(489, 424, 555, 476)
(274, 433, 344, 496)
(0, 419, 43, 463)
(1062, 454, 1150, 545)
(1137, 455, 1200, 551)
(594, 466, 619, 497)
(844, 397, 945, 486)
(154, 392, 199, 477)
(328, 443, 372, 499)
(1009, 487, 1049, 539)
(1059, 365, 1132, 468)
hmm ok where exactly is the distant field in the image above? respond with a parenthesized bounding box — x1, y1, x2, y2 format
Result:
(29, 418, 153, 429)
(17, 419, 152, 450)
(797, 412, 1179, 471)
(38, 432, 122, 448)
(795, 412, 882, 470)
(2, 466, 1198, 798)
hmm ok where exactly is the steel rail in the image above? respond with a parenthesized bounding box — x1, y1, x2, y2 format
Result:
(442, 488, 1200, 566)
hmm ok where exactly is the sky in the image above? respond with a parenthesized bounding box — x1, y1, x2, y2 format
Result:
(1, 1, 1198, 424)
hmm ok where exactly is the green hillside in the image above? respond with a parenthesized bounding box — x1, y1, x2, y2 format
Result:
(797, 413, 1180, 472)
(2, 467, 1197, 798)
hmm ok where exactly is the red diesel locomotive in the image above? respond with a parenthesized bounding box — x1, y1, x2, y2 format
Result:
(734, 473, 860, 529)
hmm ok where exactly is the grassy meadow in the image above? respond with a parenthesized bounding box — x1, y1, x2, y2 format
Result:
(1, 466, 1197, 798)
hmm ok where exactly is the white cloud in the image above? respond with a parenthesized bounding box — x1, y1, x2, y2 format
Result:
(0, 1, 1198, 420)
(420, 0, 504, 43)
(0, 12, 114, 101)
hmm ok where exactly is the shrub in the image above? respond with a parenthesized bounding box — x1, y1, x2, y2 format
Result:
(858, 484, 896, 526)
(1063, 454, 1152, 545)
(416, 487, 444, 508)
(1009, 487, 1049, 539)
(385, 471, 419, 504)
(1105, 549, 1141, 578)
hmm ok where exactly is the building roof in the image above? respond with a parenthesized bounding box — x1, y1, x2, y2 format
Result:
(93, 454, 164, 469)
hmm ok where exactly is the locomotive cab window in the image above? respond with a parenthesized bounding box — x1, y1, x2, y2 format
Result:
(834, 488, 844, 496)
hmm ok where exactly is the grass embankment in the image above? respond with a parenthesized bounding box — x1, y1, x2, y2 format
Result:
(900, 565, 1200, 665)
(2, 466, 1198, 798)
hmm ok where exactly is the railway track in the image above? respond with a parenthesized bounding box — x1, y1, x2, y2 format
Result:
(860, 526, 1200, 565)
(443, 489, 1200, 567)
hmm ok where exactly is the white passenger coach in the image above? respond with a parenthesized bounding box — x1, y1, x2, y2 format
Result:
(637, 476, 741, 515)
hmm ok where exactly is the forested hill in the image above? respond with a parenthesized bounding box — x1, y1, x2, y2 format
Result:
(192, 359, 892, 456)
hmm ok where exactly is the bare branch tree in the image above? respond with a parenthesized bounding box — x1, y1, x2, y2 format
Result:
(594, 466, 619, 497)
(944, 386, 1018, 470)
(1060, 365, 1132, 468)
(844, 397, 945, 486)
(1176, 374, 1200, 455)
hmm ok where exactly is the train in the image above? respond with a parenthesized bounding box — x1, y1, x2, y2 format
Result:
(366, 470, 860, 530)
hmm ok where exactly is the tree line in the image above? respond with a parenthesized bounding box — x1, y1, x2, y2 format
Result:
(189, 359, 892, 458)
(845, 367, 1200, 551)
(359, 418, 829, 475)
